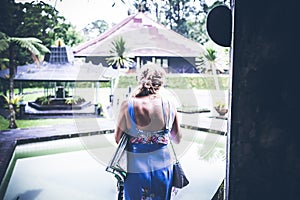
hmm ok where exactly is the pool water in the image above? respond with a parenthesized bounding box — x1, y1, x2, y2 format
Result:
(3, 131, 226, 200)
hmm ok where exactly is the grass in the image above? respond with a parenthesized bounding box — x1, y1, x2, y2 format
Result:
(21, 88, 44, 102)
(0, 115, 75, 131)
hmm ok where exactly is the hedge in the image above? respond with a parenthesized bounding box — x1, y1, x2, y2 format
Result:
(117, 75, 229, 90)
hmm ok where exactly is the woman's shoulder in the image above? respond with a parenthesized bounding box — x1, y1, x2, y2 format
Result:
(119, 99, 129, 110)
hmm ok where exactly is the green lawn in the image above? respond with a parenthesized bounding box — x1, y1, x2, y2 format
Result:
(1, 88, 75, 131)
(21, 88, 44, 102)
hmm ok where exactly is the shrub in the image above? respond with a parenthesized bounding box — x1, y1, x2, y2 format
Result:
(35, 96, 51, 105)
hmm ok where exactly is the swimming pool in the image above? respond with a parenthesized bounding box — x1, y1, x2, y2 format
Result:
(3, 130, 226, 200)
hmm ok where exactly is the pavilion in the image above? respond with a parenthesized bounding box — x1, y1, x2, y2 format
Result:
(0, 46, 118, 116)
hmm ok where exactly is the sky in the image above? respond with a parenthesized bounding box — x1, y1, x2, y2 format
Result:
(16, 0, 217, 31)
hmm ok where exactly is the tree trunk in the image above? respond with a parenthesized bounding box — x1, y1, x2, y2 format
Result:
(211, 63, 220, 90)
(8, 104, 17, 128)
(8, 44, 17, 129)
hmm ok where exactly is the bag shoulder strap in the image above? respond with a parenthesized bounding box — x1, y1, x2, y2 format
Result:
(170, 140, 178, 162)
(161, 98, 178, 161)
(161, 98, 174, 130)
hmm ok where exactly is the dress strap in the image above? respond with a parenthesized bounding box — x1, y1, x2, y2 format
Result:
(127, 98, 137, 132)
(128, 97, 174, 133)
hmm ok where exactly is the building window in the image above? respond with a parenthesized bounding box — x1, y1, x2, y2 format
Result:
(154, 58, 168, 68)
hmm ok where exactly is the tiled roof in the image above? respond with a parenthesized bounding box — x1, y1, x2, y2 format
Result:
(44, 46, 75, 64)
(73, 12, 204, 57)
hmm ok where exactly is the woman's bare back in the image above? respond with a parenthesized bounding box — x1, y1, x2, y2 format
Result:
(133, 95, 167, 131)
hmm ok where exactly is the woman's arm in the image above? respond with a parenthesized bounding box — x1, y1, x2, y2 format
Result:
(170, 110, 182, 144)
(114, 100, 128, 144)
(167, 99, 182, 144)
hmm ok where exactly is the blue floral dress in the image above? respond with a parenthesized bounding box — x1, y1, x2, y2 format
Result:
(124, 98, 174, 200)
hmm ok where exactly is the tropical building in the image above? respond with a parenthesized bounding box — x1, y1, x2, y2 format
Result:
(73, 12, 205, 73)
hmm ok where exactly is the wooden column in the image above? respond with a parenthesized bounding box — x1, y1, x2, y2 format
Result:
(227, 0, 300, 199)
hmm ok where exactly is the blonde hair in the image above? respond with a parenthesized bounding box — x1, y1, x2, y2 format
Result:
(135, 62, 166, 97)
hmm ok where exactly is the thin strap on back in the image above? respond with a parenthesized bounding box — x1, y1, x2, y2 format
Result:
(127, 98, 136, 131)
(128, 97, 172, 133)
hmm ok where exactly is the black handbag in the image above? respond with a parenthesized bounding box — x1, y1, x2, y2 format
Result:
(106, 133, 128, 200)
(170, 141, 190, 188)
(161, 98, 189, 188)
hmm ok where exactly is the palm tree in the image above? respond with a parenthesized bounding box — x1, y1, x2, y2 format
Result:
(106, 37, 134, 101)
(198, 48, 220, 90)
(106, 37, 134, 71)
(0, 32, 49, 128)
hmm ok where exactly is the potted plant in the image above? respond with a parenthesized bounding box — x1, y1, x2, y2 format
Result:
(214, 101, 228, 116)
(105, 37, 134, 71)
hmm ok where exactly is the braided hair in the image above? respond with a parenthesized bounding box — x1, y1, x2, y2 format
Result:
(134, 62, 166, 97)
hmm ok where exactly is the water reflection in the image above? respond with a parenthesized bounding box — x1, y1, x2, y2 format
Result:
(197, 134, 226, 163)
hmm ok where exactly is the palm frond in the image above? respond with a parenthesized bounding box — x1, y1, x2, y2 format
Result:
(0, 41, 9, 52)
(33, 42, 50, 54)
(10, 37, 50, 56)
(2, 94, 10, 104)
(0, 37, 9, 52)
(106, 37, 133, 69)
(205, 48, 217, 61)
(0, 32, 9, 52)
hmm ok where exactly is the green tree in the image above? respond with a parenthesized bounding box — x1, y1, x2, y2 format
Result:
(191, 0, 224, 44)
(16, 1, 83, 47)
(121, 0, 196, 36)
(0, 1, 82, 64)
(133, 0, 152, 13)
(49, 23, 84, 47)
(82, 20, 109, 40)
(122, 0, 224, 43)
(0, 32, 49, 128)
(186, 17, 209, 44)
